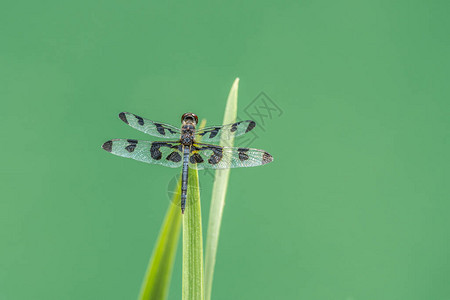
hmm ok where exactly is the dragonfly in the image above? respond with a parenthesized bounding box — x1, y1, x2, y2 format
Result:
(102, 112, 273, 213)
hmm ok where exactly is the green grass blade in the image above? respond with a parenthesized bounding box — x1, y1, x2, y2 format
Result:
(204, 78, 239, 300)
(138, 181, 182, 300)
(182, 167, 204, 300)
(182, 119, 206, 300)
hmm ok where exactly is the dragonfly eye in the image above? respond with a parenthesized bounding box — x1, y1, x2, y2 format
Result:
(181, 113, 198, 124)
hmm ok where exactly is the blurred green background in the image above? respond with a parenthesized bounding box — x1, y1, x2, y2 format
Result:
(1, 1, 449, 299)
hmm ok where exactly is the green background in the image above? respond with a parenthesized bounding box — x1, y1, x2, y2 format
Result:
(1, 1, 449, 299)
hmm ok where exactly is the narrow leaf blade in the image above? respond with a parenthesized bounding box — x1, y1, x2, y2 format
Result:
(182, 167, 204, 300)
(182, 119, 206, 300)
(204, 78, 239, 300)
(138, 181, 182, 300)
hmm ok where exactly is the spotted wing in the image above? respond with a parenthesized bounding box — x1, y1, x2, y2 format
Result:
(194, 120, 256, 142)
(102, 139, 183, 168)
(188, 143, 273, 170)
(118, 112, 181, 139)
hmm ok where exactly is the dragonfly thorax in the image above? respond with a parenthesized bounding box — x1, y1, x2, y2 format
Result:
(181, 124, 195, 145)
(181, 135, 193, 145)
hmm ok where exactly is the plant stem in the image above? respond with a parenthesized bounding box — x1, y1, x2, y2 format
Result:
(182, 167, 204, 300)
(204, 78, 239, 300)
(138, 181, 182, 300)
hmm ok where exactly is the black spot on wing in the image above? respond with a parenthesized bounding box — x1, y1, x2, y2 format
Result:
(150, 143, 162, 160)
(125, 139, 138, 153)
(154, 123, 179, 136)
(167, 127, 178, 134)
(190, 153, 204, 164)
(239, 153, 249, 161)
(262, 152, 273, 164)
(238, 148, 249, 161)
(230, 122, 239, 132)
(208, 127, 220, 139)
(118, 112, 128, 124)
(150, 142, 181, 161)
(166, 151, 182, 162)
(134, 114, 145, 126)
(245, 121, 256, 133)
(154, 123, 165, 135)
(102, 140, 113, 152)
(191, 144, 223, 164)
(205, 145, 223, 164)
(125, 145, 136, 153)
(198, 127, 220, 139)
(209, 155, 221, 164)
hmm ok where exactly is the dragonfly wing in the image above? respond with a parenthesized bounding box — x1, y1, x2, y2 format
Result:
(188, 143, 273, 170)
(102, 139, 183, 168)
(194, 120, 256, 142)
(118, 112, 181, 139)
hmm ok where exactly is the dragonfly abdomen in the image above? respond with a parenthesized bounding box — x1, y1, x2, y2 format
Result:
(180, 146, 190, 213)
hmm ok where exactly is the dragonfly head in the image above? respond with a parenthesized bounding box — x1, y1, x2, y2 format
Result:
(181, 112, 198, 125)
